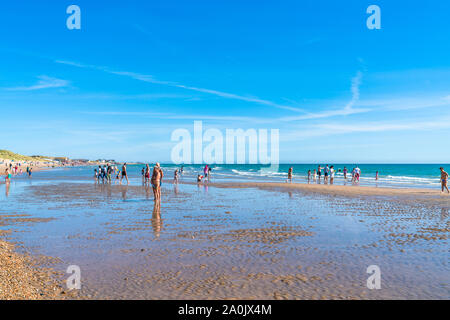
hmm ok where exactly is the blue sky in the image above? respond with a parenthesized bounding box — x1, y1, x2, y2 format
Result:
(1, 0, 449, 163)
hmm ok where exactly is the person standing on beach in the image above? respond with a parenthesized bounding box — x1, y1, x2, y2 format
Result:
(307, 170, 311, 183)
(343, 167, 348, 180)
(324, 165, 330, 184)
(204, 165, 209, 180)
(330, 166, 335, 184)
(317, 165, 322, 182)
(4, 168, 11, 184)
(355, 166, 361, 182)
(440, 167, 449, 193)
(28, 167, 32, 178)
(121, 163, 129, 185)
(313, 169, 317, 182)
(174, 169, 179, 184)
(144, 164, 150, 185)
(376, 171, 379, 181)
(151, 163, 164, 201)
(107, 164, 112, 183)
(287, 167, 293, 183)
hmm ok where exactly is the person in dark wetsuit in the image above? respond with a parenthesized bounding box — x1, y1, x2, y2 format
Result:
(121, 163, 129, 185)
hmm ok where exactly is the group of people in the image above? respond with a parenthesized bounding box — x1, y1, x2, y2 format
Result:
(286, 165, 366, 185)
(285, 165, 450, 193)
(197, 165, 212, 183)
(94, 164, 119, 184)
(3, 164, 33, 184)
(95, 163, 166, 201)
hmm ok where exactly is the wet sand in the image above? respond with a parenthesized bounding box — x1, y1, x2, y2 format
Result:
(186, 180, 450, 201)
(0, 170, 448, 300)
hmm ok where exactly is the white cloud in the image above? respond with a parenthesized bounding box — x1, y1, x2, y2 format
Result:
(280, 71, 370, 121)
(55, 59, 305, 113)
(6, 76, 69, 91)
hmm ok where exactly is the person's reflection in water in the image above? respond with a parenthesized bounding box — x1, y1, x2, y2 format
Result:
(204, 184, 208, 193)
(106, 184, 112, 199)
(121, 185, 128, 200)
(144, 185, 151, 200)
(173, 183, 179, 195)
(5, 183, 10, 197)
(441, 207, 448, 221)
(288, 191, 293, 198)
(151, 200, 162, 238)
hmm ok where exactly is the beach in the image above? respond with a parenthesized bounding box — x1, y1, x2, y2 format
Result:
(0, 239, 77, 299)
(0, 166, 448, 300)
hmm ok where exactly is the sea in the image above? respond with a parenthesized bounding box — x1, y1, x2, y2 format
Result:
(95, 163, 449, 190)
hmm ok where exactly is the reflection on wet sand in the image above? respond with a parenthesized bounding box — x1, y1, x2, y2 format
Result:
(151, 200, 162, 238)
(5, 183, 10, 197)
(441, 207, 448, 220)
(145, 185, 152, 200)
(120, 186, 128, 200)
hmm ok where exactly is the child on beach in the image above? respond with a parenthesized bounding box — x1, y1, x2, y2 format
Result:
(313, 169, 317, 182)
(5, 168, 11, 184)
(197, 174, 203, 183)
(343, 167, 348, 180)
(307, 170, 311, 183)
(440, 167, 449, 193)
(376, 171, 379, 181)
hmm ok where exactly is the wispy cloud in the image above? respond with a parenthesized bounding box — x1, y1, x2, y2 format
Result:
(81, 111, 269, 123)
(55, 59, 305, 113)
(279, 71, 370, 121)
(282, 116, 450, 141)
(357, 95, 450, 111)
(6, 75, 69, 91)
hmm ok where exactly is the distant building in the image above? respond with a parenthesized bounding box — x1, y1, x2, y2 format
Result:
(54, 157, 69, 163)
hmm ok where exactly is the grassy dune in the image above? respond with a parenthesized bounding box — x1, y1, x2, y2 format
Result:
(0, 150, 47, 161)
